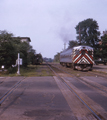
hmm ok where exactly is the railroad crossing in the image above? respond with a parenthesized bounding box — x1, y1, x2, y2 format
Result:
(0, 64, 107, 120)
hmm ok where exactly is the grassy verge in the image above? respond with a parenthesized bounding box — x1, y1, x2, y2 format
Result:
(0, 65, 54, 77)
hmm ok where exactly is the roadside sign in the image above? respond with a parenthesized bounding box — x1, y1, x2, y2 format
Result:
(16, 58, 22, 65)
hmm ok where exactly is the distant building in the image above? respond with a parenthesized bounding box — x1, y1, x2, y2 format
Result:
(20, 37, 31, 44)
(13, 37, 31, 44)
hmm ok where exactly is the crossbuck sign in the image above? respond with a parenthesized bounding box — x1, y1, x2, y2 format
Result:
(12, 53, 22, 75)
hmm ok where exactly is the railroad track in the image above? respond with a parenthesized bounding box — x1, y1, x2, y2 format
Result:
(0, 77, 26, 106)
(50, 63, 107, 93)
(48, 63, 107, 120)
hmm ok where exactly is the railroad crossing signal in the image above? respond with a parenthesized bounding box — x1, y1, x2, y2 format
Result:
(17, 58, 22, 65)
(12, 53, 22, 75)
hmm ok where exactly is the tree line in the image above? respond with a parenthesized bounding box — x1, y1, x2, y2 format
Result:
(0, 30, 36, 72)
(54, 18, 107, 62)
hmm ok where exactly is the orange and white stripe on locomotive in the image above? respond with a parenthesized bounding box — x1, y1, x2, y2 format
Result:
(72, 47, 94, 65)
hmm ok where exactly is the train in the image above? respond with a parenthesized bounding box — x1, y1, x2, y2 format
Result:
(33, 53, 43, 65)
(60, 45, 94, 70)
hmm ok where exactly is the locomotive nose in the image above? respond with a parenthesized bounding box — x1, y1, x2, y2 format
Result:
(79, 57, 89, 64)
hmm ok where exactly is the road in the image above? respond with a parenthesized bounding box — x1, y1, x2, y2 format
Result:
(0, 77, 77, 120)
(0, 64, 107, 120)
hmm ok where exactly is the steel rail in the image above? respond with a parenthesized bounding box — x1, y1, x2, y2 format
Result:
(76, 77, 107, 93)
(88, 71, 107, 78)
(47, 64, 102, 120)
(0, 77, 26, 106)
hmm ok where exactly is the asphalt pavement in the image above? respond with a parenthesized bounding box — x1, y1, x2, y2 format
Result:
(0, 76, 77, 120)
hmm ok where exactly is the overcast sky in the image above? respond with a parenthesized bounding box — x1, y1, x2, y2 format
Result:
(0, 0, 107, 58)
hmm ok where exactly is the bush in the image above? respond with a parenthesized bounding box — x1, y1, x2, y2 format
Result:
(8, 67, 17, 73)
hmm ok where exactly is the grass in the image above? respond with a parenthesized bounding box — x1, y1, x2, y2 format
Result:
(0, 65, 54, 77)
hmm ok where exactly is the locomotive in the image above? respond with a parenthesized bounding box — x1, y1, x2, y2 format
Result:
(60, 45, 94, 70)
(33, 53, 43, 65)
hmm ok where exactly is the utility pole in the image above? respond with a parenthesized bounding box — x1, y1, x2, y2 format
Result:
(79, 25, 81, 44)
(64, 43, 66, 50)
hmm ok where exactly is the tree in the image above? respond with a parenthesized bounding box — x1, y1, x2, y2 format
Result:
(0, 30, 36, 69)
(68, 40, 78, 48)
(54, 53, 60, 62)
(27, 45, 36, 65)
(16, 41, 36, 67)
(94, 34, 107, 60)
(0, 30, 17, 68)
(75, 18, 100, 48)
(101, 34, 107, 59)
